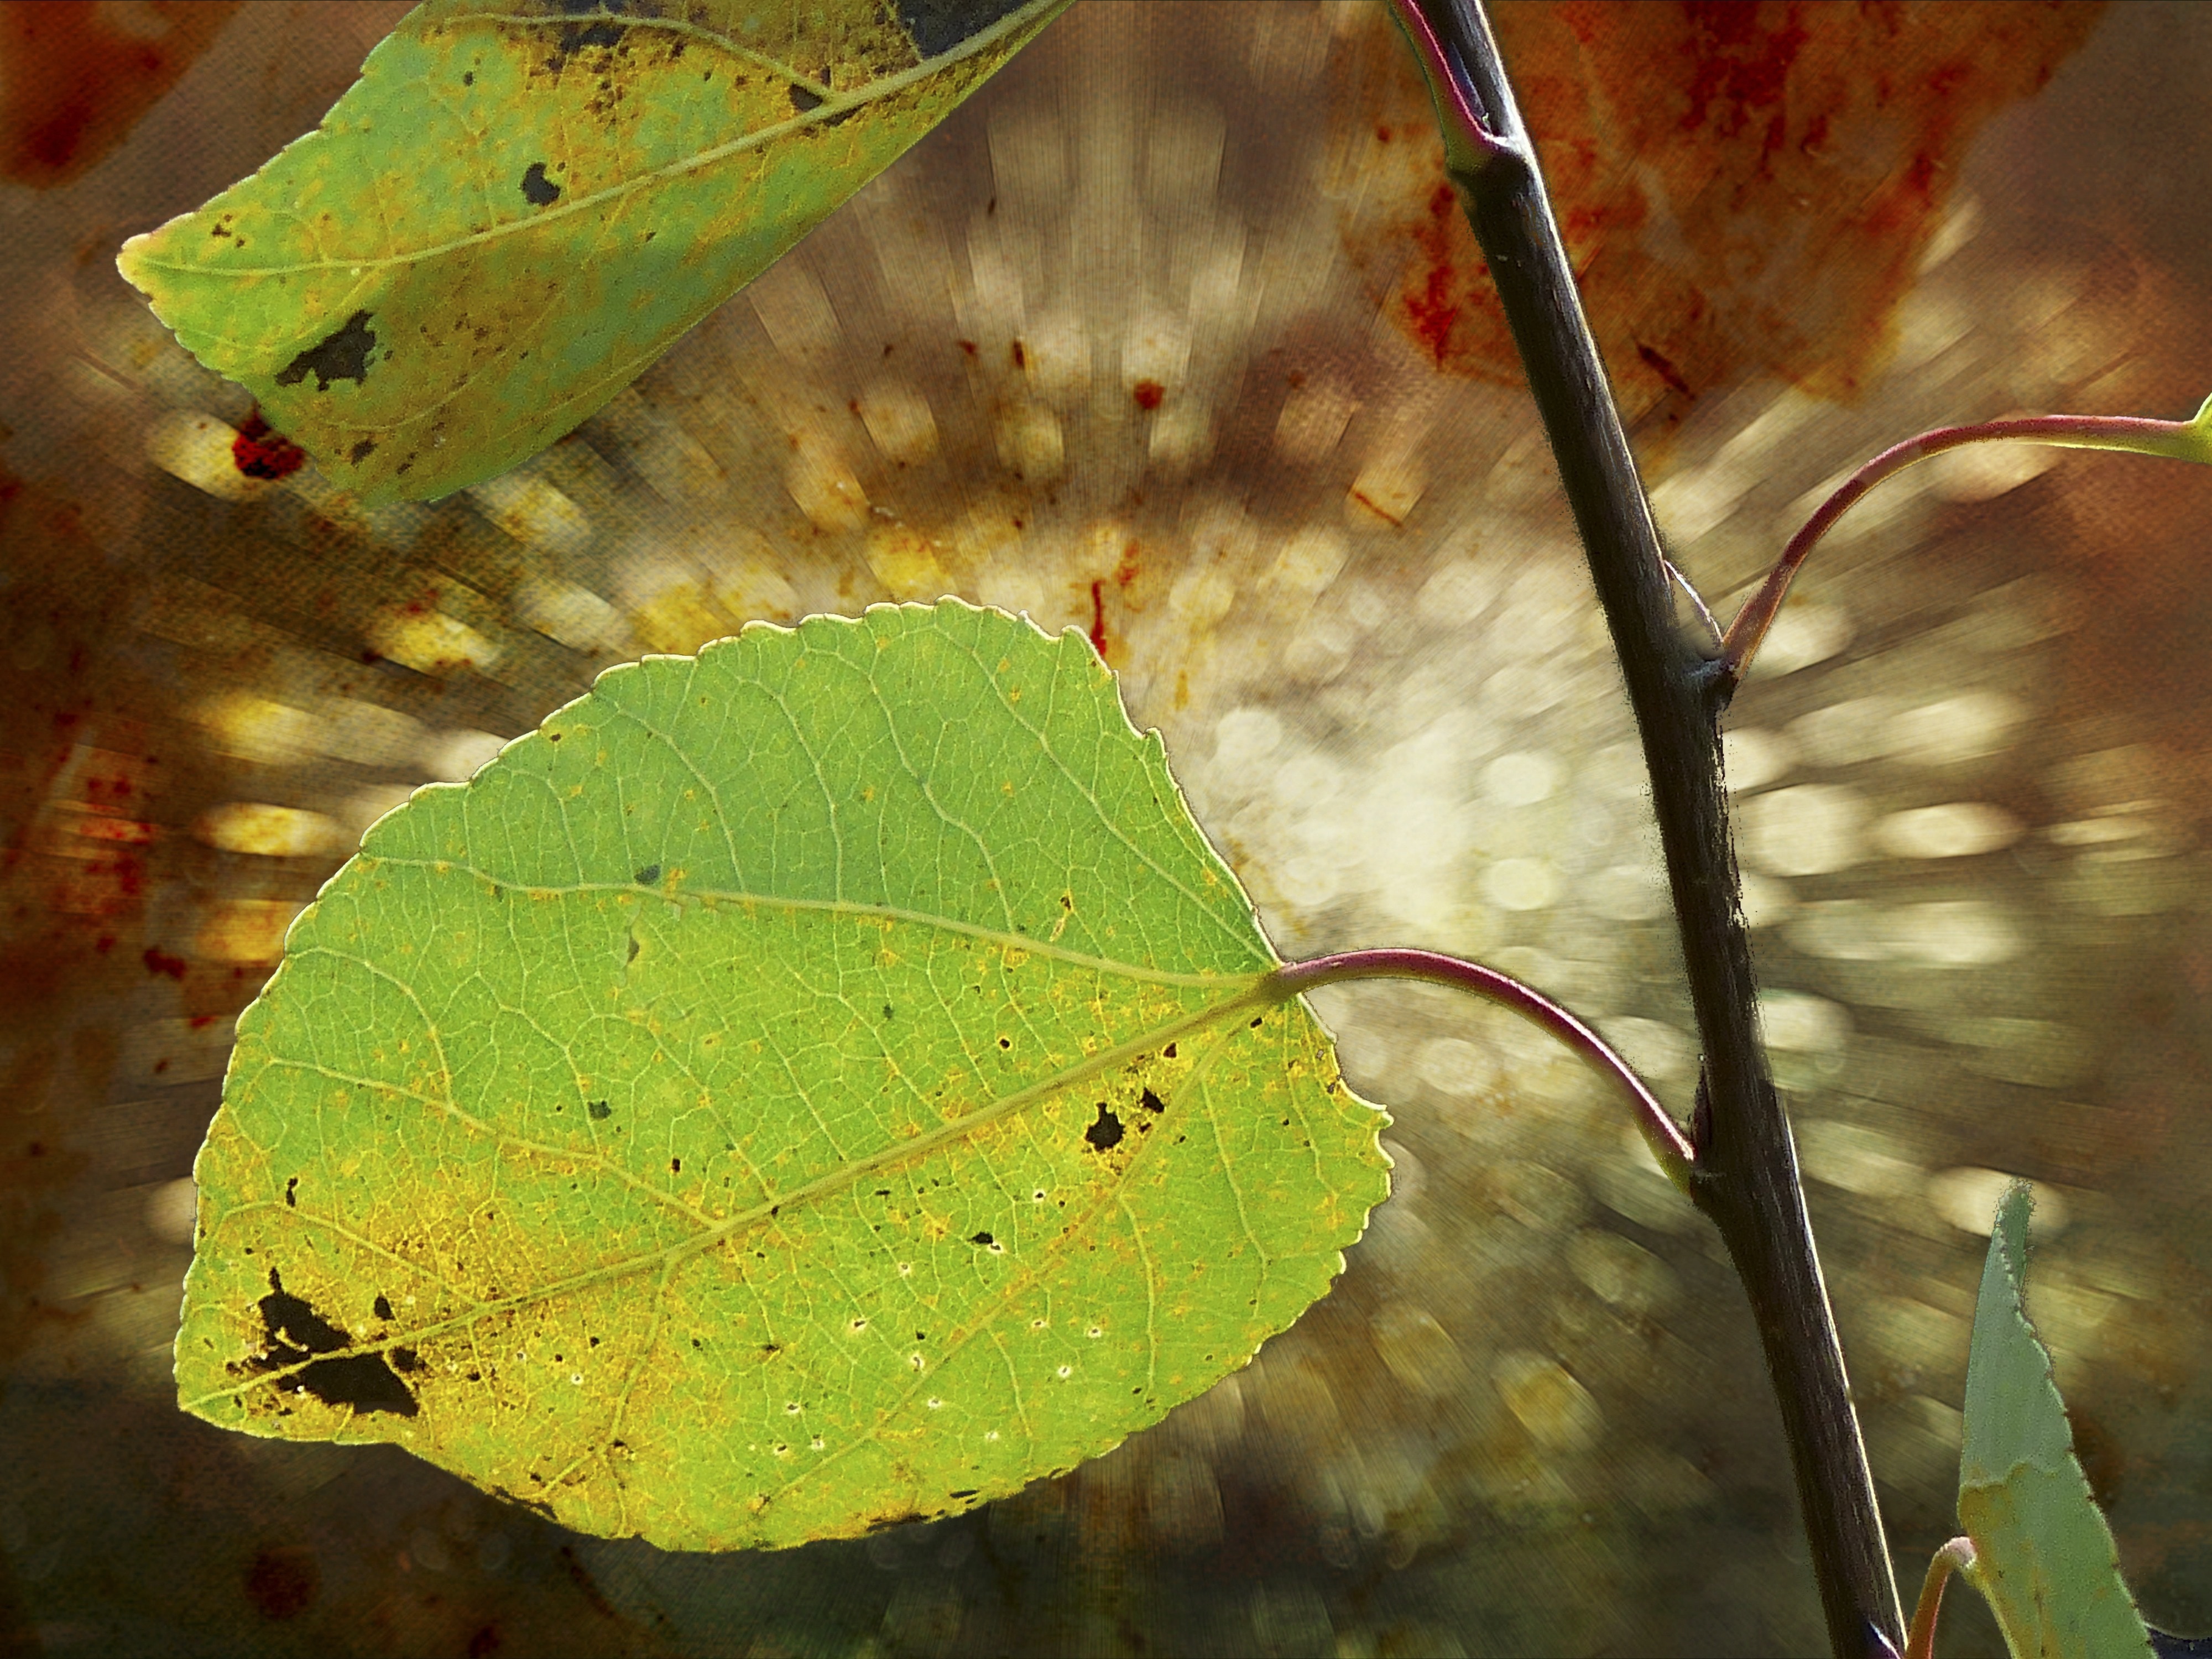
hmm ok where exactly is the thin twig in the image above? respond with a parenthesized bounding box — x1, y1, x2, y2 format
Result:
(1719, 408, 2212, 685)
(1399, 2, 1906, 1652)
(1268, 947, 1695, 1185)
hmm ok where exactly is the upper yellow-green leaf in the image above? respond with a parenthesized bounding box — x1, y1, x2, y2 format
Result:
(1957, 1182, 2151, 1659)
(116, 0, 1069, 504)
(178, 602, 1391, 1551)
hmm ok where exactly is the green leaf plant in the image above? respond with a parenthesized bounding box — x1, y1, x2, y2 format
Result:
(133, 0, 2212, 1652)
(115, 0, 1071, 504)
(1902, 1183, 2151, 1659)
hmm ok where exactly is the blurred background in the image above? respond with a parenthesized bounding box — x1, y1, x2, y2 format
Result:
(2, 2, 2209, 1653)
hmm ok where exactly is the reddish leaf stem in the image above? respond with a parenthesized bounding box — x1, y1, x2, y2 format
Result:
(1719, 411, 2209, 686)
(1384, 0, 1512, 174)
(1903, 1537, 1977, 1659)
(1268, 947, 1694, 1185)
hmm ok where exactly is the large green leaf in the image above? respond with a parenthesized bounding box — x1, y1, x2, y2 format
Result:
(178, 602, 1390, 1550)
(1957, 1182, 2152, 1658)
(116, 0, 1069, 505)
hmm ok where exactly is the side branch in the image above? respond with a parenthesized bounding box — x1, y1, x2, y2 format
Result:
(1401, 2, 1905, 1652)
(1720, 405, 2212, 685)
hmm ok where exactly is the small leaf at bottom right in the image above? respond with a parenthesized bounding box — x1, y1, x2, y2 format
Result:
(1957, 1181, 2151, 1658)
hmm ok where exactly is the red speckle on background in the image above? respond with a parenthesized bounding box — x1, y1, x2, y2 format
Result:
(1678, 0, 1808, 155)
(1131, 380, 1165, 411)
(956, 340, 978, 357)
(1088, 581, 1109, 659)
(0, 2, 243, 188)
(1333, 1, 2103, 412)
(231, 408, 306, 481)
(143, 946, 187, 981)
(1403, 183, 1467, 368)
(1637, 342, 1695, 399)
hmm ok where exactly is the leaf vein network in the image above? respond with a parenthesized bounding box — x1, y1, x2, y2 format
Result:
(126, 2, 1057, 280)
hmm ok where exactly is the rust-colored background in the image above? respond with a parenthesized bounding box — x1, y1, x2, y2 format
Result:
(2, 4, 2209, 1655)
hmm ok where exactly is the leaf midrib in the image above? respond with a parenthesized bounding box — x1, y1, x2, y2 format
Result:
(124, 0, 1067, 283)
(185, 975, 1271, 1413)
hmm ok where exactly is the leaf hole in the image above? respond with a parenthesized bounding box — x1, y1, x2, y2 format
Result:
(1083, 1104, 1124, 1151)
(1056, 1365, 1072, 1380)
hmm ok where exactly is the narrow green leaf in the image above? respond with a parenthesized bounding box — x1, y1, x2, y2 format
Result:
(179, 602, 1391, 1551)
(116, 0, 1070, 504)
(1957, 1182, 2152, 1658)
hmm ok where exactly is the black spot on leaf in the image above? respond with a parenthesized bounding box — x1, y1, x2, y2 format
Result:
(274, 311, 377, 392)
(252, 1269, 417, 1417)
(1084, 1104, 1124, 1151)
(587, 1100, 612, 1120)
(373, 1293, 394, 1321)
(520, 161, 561, 206)
(950, 1488, 978, 1500)
(550, 16, 625, 64)
(1140, 1088, 1166, 1114)
(283, 1176, 298, 1207)
(390, 1347, 421, 1373)
(634, 865, 660, 885)
(347, 437, 375, 464)
(789, 81, 824, 115)
(259, 1270, 346, 1355)
(969, 1230, 994, 1246)
(896, 0, 1031, 58)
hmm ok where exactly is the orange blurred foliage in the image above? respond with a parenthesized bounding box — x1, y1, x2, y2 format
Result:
(1335, 1, 2104, 425)
(0, 0, 241, 188)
